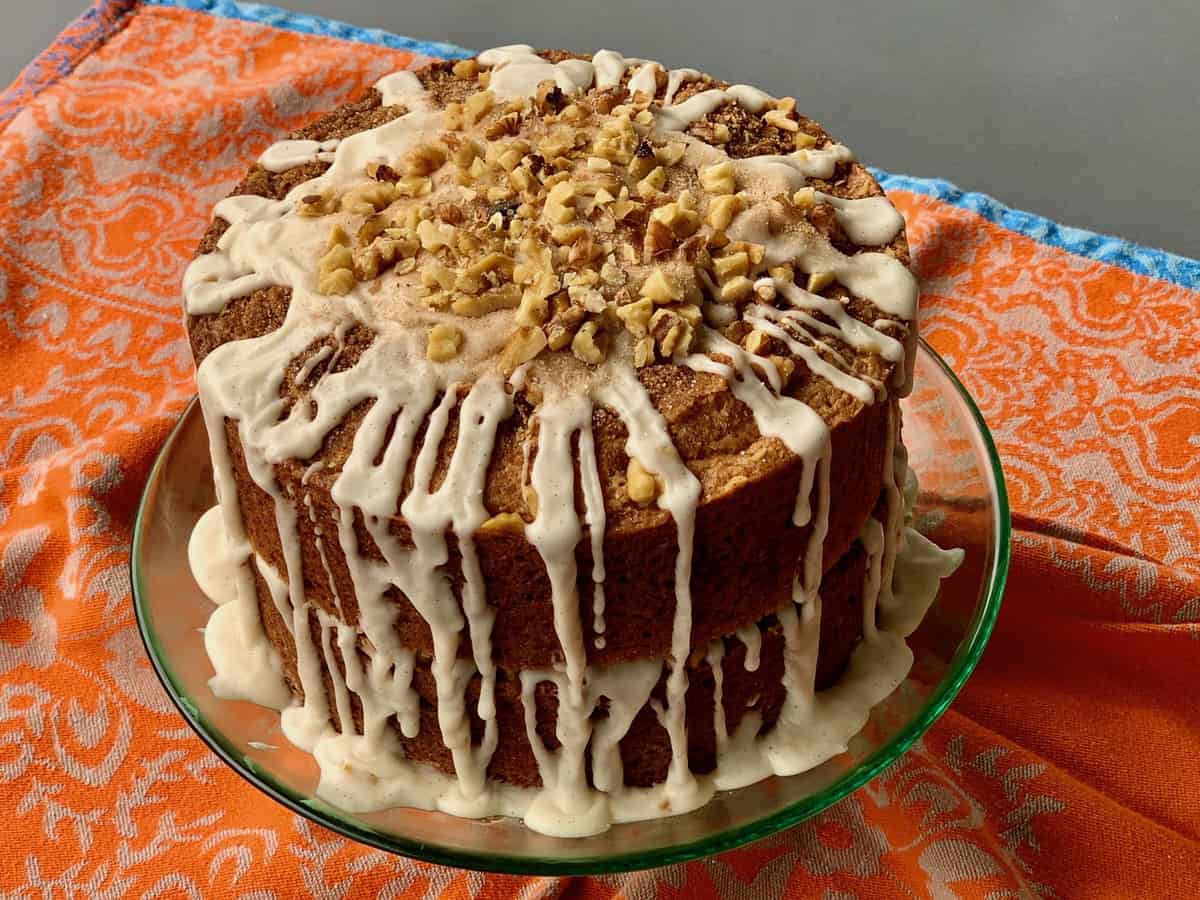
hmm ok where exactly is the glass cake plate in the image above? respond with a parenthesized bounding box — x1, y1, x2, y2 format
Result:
(132, 337, 1009, 875)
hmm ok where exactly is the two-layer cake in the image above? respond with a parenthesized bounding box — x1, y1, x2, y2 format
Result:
(184, 46, 962, 836)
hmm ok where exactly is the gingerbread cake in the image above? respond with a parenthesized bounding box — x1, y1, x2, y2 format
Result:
(184, 45, 963, 836)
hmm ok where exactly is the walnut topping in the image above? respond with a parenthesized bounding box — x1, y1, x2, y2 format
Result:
(464, 89, 495, 123)
(654, 141, 687, 167)
(546, 304, 586, 350)
(616, 297, 654, 336)
(763, 108, 798, 132)
(635, 165, 667, 198)
(366, 160, 400, 182)
(296, 65, 872, 388)
(452, 283, 521, 317)
(500, 325, 548, 374)
(633, 334, 656, 367)
(743, 328, 771, 355)
(719, 276, 753, 303)
(706, 194, 741, 231)
(712, 251, 749, 280)
(640, 268, 682, 304)
(699, 161, 736, 195)
(297, 192, 336, 217)
(791, 187, 815, 210)
(479, 511, 525, 534)
(626, 457, 660, 506)
(343, 181, 397, 214)
(770, 354, 797, 387)
(427, 322, 464, 361)
(571, 319, 609, 365)
(807, 271, 836, 293)
(534, 80, 567, 112)
(649, 306, 694, 358)
(316, 226, 355, 295)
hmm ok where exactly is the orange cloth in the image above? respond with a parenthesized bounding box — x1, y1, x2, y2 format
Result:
(1, 2, 1198, 896)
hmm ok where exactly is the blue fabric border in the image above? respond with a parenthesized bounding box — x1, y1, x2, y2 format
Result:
(146, 0, 472, 59)
(874, 170, 1200, 289)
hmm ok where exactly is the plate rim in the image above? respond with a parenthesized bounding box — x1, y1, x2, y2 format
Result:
(131, 336, 1010, 875)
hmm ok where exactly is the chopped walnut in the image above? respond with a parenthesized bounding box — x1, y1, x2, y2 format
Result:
(545, 304, 586, 350)
(626, 457, 660, 506)
(452, 58, 480, 79)
(317, 267, 355, 295)
(366, 160, 401, 182)
(641, 268, 682, 305)
(713, 251, 749, 281)
(426, 322, 464, 361)
(479, 511, 525, 534)
(706, 194, 741, 233)
(807, 271, 836, 293)
(500, 326, 548, 374)
(769, 354, 797, 388)
(763, 109, 799, 132)
(297, 192, 336, 217)
(616, 297, 654, 337)
(719, 275, 754, 303)
(654, 141, 687, 167)
(649, 307, 694, 357)
(699, 161, 736, 195)
(635, 165, 667, 198)
(451, 283, 521, 317)
(464, 90, 495, 123)
(743, 328, 771, 355)
(571, 320, 609, 364)
(343, 181, 397, 215)
(633, 334, 656, 367)
(534, 80, 568, 112)
(791, 187, 815, 210)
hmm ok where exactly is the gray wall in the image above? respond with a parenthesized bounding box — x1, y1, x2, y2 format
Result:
(4, 1, 1198, 257)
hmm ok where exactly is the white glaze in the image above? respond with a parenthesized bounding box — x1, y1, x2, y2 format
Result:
(258, 139, 340, 173)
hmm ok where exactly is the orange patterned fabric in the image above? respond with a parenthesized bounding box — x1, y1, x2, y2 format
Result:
(1, 3, 1198, 896)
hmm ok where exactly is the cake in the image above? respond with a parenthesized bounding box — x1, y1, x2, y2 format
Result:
(184, 45, 964, 836)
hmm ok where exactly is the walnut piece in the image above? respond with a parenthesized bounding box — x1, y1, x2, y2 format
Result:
(626, 457, 660, 506)
(500, 325, 548, 374)
(571, 319, 609, 365)
(426, 322, 464, 361)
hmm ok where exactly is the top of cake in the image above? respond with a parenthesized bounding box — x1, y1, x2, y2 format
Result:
(186, 45, 916, 535)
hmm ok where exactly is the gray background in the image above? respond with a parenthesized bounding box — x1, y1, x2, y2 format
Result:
(4, 1, 1199, 257)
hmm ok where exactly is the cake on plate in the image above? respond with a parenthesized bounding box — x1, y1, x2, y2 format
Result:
(184, 45, 963, 836)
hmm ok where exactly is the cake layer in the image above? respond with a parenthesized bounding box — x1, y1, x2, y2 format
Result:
(252, 538, 868, 789)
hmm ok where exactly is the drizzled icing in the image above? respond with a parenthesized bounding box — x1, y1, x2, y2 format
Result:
(186, 45, 959, 837)
(258, 139, 340, 173)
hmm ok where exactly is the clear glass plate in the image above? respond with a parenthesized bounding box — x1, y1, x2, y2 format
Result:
(132, 338, 1009, 874)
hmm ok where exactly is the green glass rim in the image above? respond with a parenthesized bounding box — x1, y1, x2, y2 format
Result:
(131, 336, 1010, 876)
